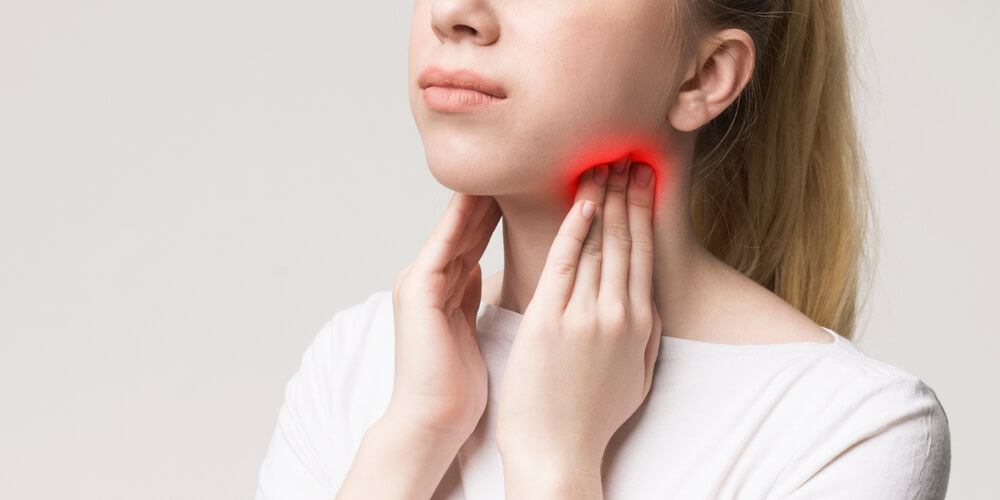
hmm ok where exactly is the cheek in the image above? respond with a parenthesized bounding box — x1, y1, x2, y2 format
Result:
(513, 34, 670, 160)
(524, 20, 671, 128)
(506, 30, 674, 194)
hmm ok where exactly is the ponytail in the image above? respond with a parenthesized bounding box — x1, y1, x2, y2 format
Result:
(678, 0, 875, 341)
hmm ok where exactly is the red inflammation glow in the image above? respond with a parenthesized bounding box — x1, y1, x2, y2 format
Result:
(559, 129, 668, 212)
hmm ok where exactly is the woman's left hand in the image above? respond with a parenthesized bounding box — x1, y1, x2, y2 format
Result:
(495, 157, 662, 476)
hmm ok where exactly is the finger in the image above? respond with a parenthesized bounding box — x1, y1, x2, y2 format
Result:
(461, 202, 502, 270)
(626, 162, 656, 306)
(532, 196, 599, 310)
(460, 263, 484, 330)
(468, 194, 497, 228)
(435, 203, 500, 307)
(414, 193, 486, 273)
(569, 165, 609, 306)
(445, 267, 469, 312)
(454, 196, 499, 255)
(440, 204, 500, 300)
(455, 195, 498, 251)
(436, 256, 469, 306)
(599, 156, 632, 304)
(457, 199, 502, 258)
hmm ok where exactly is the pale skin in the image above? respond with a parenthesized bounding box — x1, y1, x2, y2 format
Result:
(336, 0, 832, 498)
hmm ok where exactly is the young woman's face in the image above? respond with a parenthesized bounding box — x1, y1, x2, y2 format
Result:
(408, 0, 687, 197)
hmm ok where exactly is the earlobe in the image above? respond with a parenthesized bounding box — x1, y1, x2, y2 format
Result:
(667, 88, 708, 133)
(667, 29, 756, 133)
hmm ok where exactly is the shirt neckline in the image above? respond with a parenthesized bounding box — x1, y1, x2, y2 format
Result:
(477, 300, 842, 358)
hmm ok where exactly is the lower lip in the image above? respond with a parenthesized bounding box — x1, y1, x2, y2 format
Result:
(422, 87, 506, 112)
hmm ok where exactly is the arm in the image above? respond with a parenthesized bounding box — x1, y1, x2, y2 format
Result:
(335, 412, 467, 500)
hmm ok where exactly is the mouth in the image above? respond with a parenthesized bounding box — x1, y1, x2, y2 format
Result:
(418, 65, 508, 99)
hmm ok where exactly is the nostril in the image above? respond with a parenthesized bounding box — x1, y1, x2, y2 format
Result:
(454, 24, 478, 36)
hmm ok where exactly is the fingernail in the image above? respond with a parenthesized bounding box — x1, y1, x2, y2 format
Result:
(611, 157, 629, 174)
(593, 165, 609, 186)
(581, 200, 596, 219)
(633, 164, 653, 187)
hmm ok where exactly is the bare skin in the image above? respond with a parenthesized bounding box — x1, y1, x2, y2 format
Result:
(479, 229, 832, 347)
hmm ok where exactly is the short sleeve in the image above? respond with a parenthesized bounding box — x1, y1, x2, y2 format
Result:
(780, 377, 951, 499)
(254, 316, 342, 500)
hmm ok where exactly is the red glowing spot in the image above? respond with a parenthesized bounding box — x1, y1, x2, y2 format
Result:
(558, 129, 669, 211)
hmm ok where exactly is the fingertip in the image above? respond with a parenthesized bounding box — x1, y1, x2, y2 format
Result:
(632, 163, 654, 188)
(627, 164, 656, 203)
(581, 199, 596, 220)
(593, 164, 609, 187)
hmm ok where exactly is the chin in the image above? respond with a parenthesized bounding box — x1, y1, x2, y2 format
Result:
(421, 128, 582, 197)
(423, 145, 507, 196)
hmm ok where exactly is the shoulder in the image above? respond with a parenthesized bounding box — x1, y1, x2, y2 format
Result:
(818, 335, 951, 433)
(322, 289, 394, 337)
(276, 289, 397, 427)
(255, 290, 396, 499)
(308, 290, 396, 385)
(284, 288, 395, 395)
(774, 333, 952, 498)
(314, 289, 395, 359)
(297, 289, 398, 443)
(808, 332, 950, 445)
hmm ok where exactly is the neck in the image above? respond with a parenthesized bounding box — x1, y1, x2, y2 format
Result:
(490, 151, 733, 340)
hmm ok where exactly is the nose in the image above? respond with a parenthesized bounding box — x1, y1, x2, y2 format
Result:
(430, 0, 500, 46)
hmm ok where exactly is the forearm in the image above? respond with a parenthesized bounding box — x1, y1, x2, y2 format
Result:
(335, 414, 466, 500)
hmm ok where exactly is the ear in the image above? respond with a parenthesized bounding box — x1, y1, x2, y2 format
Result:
(668, 28, 756, 132)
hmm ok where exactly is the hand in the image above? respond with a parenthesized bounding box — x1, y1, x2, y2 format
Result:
(495, 158, 662, 471)
(385, 192, 502, 440)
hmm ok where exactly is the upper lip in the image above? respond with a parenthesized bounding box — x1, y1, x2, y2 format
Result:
(418, 65, 507, 98)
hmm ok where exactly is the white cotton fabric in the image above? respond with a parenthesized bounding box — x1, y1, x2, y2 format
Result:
(255, 290, 951, 499)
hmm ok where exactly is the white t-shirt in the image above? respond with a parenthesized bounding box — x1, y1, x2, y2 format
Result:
(255, 290, 951, 499)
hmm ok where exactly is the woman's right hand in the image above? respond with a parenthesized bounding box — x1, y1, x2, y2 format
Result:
(384, 192, 502, 440)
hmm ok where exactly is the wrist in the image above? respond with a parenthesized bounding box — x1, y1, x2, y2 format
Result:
(501, 452, 604, 499)
(379, 406, 477, 446)
(497, 434, 606, 475)
(336, 414, 469, 500)
(501, 453, 603, 482)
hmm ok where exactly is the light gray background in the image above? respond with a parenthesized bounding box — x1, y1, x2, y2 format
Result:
(1, 1, 996, 498)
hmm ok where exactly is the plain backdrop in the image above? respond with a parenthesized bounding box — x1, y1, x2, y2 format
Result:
(1, 1, 996, 498)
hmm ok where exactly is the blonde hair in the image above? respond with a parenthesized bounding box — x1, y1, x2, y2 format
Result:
(676, 0, 876, 341)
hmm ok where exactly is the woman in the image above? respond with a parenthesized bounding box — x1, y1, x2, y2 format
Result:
(256, 0, 951, 498)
